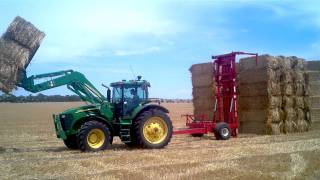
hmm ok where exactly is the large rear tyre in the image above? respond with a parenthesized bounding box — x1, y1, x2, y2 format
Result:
(214, 122, 231, 140)
(63, 135, 78, 149)
(77, 121, 111, 152)
(135, 109, 173, 149)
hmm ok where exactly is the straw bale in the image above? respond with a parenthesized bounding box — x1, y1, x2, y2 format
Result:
(3, 16, 45, 53)
(309, 81, 320, 96)
(306, 71, 320, 82)
(193, 97, 215, 110)
(192, 87, 215, 99)
(239, 81, 281, 96)
(310, 108, 320, 122)
(306, 61, 320, 71)
(189, 62, 213, 76)
(284, 108, 297, 121)
(267, 108, 282, 123)
(310, 96, 320, 108)
(193, 109, 214, 120)
(239, 54, 279, 71)
(281, 70, 293, 83)
(281, 83, 294, 96)
(266, 122, 281, 135)
(292, 70, 305, 83)
(239, 121, 266, 134)
(239, 68, 280, 83)
(0, 38, 30, 68)
(283, 96, 295, 108)
(239, 110, 268, 122)
(278, 56, 292, 70)
(290, 56, 306, 70)
(295, 97, 305, 109)
(283, 121, 295, 133)
(239, 96, 281, 110)
(296, 119, 310, 132)
(192, 75, 214, 87)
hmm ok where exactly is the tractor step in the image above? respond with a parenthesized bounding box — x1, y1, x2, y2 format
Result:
(119, 125, 132, 143)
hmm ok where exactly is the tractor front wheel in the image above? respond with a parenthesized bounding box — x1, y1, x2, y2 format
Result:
(77, 121, 111, 152)
(135, 109, 173, 149)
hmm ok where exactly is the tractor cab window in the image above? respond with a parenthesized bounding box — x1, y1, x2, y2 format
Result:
(112, 87, 122, 103)
(123, 86, 146, 101)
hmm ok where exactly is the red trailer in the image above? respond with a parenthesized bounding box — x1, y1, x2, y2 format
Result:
(174, 52, 258, 140)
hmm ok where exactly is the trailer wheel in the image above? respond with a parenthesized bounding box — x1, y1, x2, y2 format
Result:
(214, 122, 231, 140)
(63, 135, 78, 149)
(77, 121, 111, 152)
(191, 133, 204, 137)
(135, 109, 173, 149)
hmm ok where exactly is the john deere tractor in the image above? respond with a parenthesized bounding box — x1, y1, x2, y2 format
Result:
(18, 70, 173, 151)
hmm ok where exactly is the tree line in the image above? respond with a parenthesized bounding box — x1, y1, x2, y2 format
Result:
(0, 93, 81, 102)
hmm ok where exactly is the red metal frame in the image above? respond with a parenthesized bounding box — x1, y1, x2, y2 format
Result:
(173, 52, 258, 137)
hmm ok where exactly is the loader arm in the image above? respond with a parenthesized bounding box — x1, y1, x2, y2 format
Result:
(18, 70, 105, 104)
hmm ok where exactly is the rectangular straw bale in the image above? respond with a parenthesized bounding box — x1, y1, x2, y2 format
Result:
(281, 83, 294, 96)
(239, 110, 268, 122)
(193, 109, 214, 120)
(290, 56, 306, 70)
(239, 121, 266, 134)
(266, 122, 281, 135)
(239, 68, 280, 83)
(309, 81, 320, 96)
(239, 96, 281, 110)
(283, 96, 295, 108)
(192, 87, 215, 99)
(306, 71, 320, 82)
(296, 119, 310, 132)
(278, 56, 292, 70)
(292, 70, 305, 83)
(191, 74, 213, 87)
(281, 70, 293, 83)
(310, 108, 320, 122)
(239, 54, 279, 71)
(3, 16, 45, 52)
(193, 97, 215, 111)
(283, 121, 295, 133)
(0, 38, 30, 68)
(310, 96, 320, 108)
(284, 107, 297, 122)
(306, 61, 320, 71)
(239, 81, 281, 96)
(189, 62, 213, 76)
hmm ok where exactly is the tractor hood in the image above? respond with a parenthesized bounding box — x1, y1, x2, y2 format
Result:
(61, 104, 100, 115)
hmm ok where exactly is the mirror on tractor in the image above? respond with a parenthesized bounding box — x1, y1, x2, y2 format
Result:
(102, 83, 111, 102)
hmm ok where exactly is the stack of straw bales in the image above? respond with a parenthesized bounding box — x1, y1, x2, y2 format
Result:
(0, 16, 45, 93)
(306, 61, 320, 129)
(238, 55, 311, 134)
(190, 63, 215, 120)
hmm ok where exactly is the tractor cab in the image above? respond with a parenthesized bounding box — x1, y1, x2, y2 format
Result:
(110, 76, 150, 118)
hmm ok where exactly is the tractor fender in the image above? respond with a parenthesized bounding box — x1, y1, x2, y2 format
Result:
(73, 115, 114, 137)
(132, 104, 169, 120)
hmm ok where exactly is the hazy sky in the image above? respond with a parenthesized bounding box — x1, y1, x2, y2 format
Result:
(1, 0, 319, 98)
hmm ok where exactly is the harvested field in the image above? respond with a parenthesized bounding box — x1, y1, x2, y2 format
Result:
(0, 102, 320, 179)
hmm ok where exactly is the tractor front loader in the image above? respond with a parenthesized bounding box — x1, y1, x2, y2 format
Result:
(16, 70, 173, 152)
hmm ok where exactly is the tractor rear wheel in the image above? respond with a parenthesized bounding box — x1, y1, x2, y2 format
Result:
(77, 121, 111, 152)
(135, 109, 173, 149)
(214, 122, 231, 140)
(63, 135, 78, 149)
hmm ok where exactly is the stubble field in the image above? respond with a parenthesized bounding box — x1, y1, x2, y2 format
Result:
(0, 102, 320, 179)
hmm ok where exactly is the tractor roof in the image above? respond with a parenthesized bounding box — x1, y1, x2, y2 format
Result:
(110, 79, 150, 87)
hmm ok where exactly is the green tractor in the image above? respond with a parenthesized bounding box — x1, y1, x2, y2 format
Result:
(18, 70, 173, 151)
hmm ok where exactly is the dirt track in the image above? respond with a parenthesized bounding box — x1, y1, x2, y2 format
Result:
(0, 102, 319, 179)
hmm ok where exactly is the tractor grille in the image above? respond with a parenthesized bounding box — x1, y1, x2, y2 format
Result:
(60, 114, 73, 131)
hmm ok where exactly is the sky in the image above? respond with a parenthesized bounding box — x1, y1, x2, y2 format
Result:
(0, 0, 319, 99)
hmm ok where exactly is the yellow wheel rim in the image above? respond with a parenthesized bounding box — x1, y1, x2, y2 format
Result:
(87, 128, 105, 149)
(143, 117, 168, 144)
